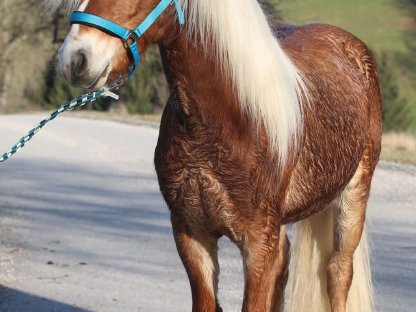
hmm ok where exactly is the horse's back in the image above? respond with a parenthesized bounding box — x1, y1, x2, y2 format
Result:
(276, 24, 382, 222)
(276, 23, 380, 99)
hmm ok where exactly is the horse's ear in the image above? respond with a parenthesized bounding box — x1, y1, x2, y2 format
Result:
(44, 0, 80, 15)
(43, 0, 62, 13)
(44, 0, 62, 13)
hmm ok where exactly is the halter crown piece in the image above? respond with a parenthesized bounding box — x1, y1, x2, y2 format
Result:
(70, 0, 185, 76)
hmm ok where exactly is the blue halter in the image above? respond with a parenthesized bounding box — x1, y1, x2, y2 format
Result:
(70, 0, 185, 76)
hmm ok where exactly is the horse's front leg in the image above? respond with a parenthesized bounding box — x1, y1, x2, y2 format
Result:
(241, 223, 285, 312)
(171, 213, 222, 312)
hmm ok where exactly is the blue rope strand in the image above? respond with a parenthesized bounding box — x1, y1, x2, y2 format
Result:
(0, 88, 115, 164)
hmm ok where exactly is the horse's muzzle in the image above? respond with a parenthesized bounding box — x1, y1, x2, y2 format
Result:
(60, 46, 109, 90)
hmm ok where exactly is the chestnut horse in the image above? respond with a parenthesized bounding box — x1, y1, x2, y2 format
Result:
(49, 0, 381, 311)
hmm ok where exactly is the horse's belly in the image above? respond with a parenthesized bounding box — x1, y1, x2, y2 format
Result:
(283, 122, 367, 223)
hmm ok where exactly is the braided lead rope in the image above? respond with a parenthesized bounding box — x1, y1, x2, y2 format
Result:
(0, 87, 119, 164)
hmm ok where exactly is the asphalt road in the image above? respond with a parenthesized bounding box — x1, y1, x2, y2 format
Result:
(0, 114, 415, 312)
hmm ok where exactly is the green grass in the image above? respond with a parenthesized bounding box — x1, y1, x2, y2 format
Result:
(279, 0, 416, 126)
(280, 0, 413, 54)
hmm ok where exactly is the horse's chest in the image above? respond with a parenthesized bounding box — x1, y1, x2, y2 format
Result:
(155, 143, 245, 240)
(154, 120, 272, 240)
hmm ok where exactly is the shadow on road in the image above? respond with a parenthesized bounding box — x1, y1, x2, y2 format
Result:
(0, 285, 90, 312)
(0, 157, 185, 310)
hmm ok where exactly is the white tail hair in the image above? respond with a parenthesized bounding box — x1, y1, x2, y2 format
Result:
(180, 0, 309, 165)
(288, 204, 373, 312)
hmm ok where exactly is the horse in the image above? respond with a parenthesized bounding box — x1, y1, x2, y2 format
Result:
(48, 0, 382, 311)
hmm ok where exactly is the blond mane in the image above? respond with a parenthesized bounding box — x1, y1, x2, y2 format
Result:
(46, 0, 309, 165)
(181, 0, 309, 165)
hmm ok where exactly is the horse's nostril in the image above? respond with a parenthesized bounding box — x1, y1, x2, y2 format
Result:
(71, 49, 90, 78)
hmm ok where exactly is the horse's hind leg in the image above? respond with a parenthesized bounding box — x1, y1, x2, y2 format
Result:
(327, 155, 374, 312)
(241, 224, 287, 312)
(171, 214, 222, 312)
(271, 225, 290, 311)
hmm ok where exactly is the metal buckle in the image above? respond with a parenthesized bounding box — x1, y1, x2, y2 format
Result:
(123, 30, 138, 48)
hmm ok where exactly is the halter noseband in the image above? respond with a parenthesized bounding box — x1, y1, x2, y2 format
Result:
(70, 0, 185, 76)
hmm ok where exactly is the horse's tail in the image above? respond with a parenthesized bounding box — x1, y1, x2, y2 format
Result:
(287, 203, 373, 312)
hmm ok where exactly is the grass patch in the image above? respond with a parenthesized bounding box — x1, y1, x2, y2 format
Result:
(279, 0, 416, 105)
(279, 0, 413, 54)
(381, 132, 416, 164)
(65, 111, 161, 124)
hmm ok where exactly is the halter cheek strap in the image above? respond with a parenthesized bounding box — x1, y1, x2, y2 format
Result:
(70, 0, 185, 76)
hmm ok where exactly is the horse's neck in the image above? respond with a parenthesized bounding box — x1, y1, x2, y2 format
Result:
(159, 33, 253, 138)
